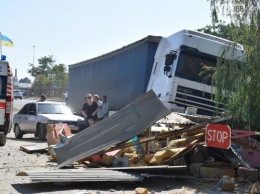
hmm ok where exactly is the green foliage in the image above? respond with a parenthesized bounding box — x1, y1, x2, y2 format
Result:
(28, 55, 55, 77)
(197, 20, 237, 41)
(208, 0, 260, 130)
(28, 55, 68, 97)
(19, 77, 31, 83)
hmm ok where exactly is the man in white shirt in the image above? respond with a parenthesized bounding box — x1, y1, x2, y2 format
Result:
(102, 95, 110, 118)
(93, 94, 104, 121)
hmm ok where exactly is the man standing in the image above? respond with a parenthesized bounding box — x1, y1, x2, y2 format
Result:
(39, 94, 46, 102)
(102, 95, 110, 118)
(81, 94, 98, 121)
(93, 94, 104, 121)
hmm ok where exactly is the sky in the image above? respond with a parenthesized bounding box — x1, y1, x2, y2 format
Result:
(0, 0, 215, 81)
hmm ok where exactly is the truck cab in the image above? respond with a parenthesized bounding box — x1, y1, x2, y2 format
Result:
(0, 60, 13, 146)
(147, 29, 244, 115)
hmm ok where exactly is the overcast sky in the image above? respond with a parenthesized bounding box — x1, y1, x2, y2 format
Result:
(0, 0, 216, 80)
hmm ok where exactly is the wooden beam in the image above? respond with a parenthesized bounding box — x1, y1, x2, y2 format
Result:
(102, 115, 232, 153)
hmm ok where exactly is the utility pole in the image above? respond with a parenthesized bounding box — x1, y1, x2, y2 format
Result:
(33, 46, 35, 67)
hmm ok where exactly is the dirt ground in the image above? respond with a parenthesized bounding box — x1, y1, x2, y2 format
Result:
(0, 131, 252, 194)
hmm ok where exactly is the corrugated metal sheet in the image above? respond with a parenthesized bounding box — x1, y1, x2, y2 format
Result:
(55, 90, 171, 168)
(176, 113, 214, 124)
(67, 36, 162, 113)
(157, 112, 195, 125)
(23, 169, 144, 183)
(104, 165, 188, 175)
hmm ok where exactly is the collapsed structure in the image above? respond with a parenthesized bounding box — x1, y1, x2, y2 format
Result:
(18, 91, 260, 192)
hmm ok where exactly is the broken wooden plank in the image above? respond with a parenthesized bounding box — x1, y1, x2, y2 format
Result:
(20, 144, 47, 154)
(102, 115, 232, 153)
(160, 139, 201, 165)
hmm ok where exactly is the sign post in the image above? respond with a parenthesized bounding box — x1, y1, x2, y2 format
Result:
(205, 124, 231, 149)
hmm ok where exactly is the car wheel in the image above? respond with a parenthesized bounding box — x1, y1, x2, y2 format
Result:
(38, 124, 47, 141)
(0, 135, 7, 146)
(14, 124, 23, 139)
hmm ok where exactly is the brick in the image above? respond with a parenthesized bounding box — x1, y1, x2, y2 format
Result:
(190, 163, 202, 177)
(222, 177, 235, 191)
(237, 167, 259, 182)
(135, 187, 148, 194)
(199, 166, 236, 179)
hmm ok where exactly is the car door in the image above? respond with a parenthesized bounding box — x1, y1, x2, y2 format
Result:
(26, 103, 37, 132)
(16, 103, 31, 131)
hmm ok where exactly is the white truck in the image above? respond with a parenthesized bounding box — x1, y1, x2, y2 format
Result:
(67, 29, 243, 116)
(0, 60, 13, 146)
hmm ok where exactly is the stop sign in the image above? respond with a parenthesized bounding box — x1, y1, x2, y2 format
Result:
(205, 124, 231, 149)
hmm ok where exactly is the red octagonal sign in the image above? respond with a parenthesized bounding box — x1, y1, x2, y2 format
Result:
(205, 124, 231, 149)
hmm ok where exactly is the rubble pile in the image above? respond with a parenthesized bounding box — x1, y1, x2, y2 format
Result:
(17, 92, 260, 193)
(45, 112, 259, 192)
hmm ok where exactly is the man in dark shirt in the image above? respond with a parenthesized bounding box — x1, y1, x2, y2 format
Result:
(81, 94, 99, 121)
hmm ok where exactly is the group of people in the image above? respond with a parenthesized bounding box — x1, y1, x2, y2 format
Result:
(81, 94, 110, 126)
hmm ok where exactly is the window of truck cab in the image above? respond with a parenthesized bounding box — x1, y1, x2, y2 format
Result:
(0, 76, 7, 100)
(175, 50, 216, 84)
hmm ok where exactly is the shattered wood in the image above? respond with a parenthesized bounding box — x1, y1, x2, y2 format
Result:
(102, 115, 232, 153)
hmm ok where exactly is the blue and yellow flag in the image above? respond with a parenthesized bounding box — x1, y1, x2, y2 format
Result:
(1, 34, 14, 47)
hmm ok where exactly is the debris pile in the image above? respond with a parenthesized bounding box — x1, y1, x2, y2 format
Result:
(18, 91, 260, 193)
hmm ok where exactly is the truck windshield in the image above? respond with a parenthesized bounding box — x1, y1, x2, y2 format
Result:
(175, 51, 216, 84)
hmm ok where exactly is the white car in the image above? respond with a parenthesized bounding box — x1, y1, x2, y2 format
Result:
(13, 101, 84, 140)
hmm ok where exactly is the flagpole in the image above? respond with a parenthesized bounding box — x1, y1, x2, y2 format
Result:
(0, 32, 2, 59)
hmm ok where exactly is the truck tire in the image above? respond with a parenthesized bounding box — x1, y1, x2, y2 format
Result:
(14, 124, 23, 139)
(0, 135, 7, 146)
(38, 124, 47, 141)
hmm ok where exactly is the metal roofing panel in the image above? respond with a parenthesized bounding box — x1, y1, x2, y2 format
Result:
(176, 113, 214, 124)
(23, 169, 144, 183)
(157, 112, 195, 125)
(55, 90, 171, 168)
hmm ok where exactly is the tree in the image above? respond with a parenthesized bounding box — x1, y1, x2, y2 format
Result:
(208, 0, 260, 130)
(196, 20, 245, 43)
(32, 74, 52, 96)
(19, 77, 31, 83)
(28, 55, 68, 98)
(27, 55, 55, 77)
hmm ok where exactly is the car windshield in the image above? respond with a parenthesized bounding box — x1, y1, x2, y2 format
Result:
(38, 104, 73, 114)
(14, 91, 22, 95)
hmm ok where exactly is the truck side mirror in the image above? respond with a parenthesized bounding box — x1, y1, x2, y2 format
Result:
(164, 66, 171, 72)
(165, 53, 177, 66)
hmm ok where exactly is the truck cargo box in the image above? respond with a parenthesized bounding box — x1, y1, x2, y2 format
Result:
(68, 35, 162, 113)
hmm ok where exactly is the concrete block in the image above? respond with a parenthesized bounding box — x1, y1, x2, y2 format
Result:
(199, 166, 236, 179)
(222, 177, 235, 191)
(190, 163, 202, 177)
(237, 167, 259, 182)
(135, 187, 148, 194)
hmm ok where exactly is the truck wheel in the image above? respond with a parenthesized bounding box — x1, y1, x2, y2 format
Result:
(38, 124, 47, 141)
(14, 124, 23, 139)
(0, 135, 7, 146)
